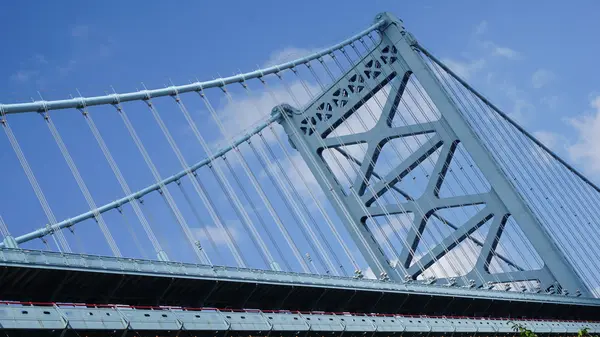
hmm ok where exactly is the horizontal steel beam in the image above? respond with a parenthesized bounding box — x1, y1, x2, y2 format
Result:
(1, 248, 599, 308)
(0, 21, 384, 115)
(0, 301, 598, 333)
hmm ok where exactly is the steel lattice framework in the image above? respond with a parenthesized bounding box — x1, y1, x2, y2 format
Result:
(1, 13, 600, 335)
(275, 12, 587, 295)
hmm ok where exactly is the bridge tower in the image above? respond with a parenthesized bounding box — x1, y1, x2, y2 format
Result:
(275, 12, 589, 296)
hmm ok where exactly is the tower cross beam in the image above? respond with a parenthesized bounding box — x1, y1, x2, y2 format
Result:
(275, 11, 590, 295)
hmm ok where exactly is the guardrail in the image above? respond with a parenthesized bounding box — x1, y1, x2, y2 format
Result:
(1, 300, 599, 333)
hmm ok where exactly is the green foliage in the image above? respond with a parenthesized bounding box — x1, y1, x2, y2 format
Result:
(578, 327, 599, 337)
(510, 322, 537, 337)
(511, 322, 597, 337)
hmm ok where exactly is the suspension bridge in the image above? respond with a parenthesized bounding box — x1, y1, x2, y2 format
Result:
(1, 12, 599, 335)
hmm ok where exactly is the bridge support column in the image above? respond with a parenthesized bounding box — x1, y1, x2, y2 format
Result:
(275, 102, 400, 281)
(375, 11, 590, 296)
(273, 11, 591, 296)
(2, 235, 18, 249)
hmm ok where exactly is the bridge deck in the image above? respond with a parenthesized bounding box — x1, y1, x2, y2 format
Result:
(0, 301, 599, 336)
(1, 249, 599, 320)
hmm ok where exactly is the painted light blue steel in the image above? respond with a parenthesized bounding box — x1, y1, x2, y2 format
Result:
(0, 21, 384, 115)
(415, 45, 600, 198)
(1, 302, 598, 333)
(0, 9, 593, 302)
(379, 13, 588, 295)
(0, 113, 280, 247)
(0, 17, 385, 248)
(273, 45, 406, 280)
(1, 248, 599, 307)
(274, 12, 589, 295)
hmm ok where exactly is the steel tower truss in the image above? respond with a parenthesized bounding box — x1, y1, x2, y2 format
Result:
(275, 12, 589, 296)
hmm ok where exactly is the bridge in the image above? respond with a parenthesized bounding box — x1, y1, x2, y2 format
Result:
(1, 11, 599, 335)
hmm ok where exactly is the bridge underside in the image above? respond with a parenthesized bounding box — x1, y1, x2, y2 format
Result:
(1, 250, 599, 320)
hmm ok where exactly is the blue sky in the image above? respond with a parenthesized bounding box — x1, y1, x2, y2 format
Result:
(2, 1, 600, 293)
(3, 1, 600, 168)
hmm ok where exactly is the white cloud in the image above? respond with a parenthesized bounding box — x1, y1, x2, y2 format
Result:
(376, 214, 413, 239)
(208, 68, 324, 201)
(528, 131, 567, 166)
(9, 54, 47, 83)
(71, 24, 90, 39)
(193, 224, 240, 246)
(8, 24, 110, 88)
(279, 151, 321, 191)
(259, 145, 325, 203)
(32, 54, 48, 65)
(419, 246, 479, 280)
(567, 95, 600, 175)
(540, 95, 560, 110)
(533, 130, 564, 151)
(440, 58, 485, 80)
(510, 99, 535, 124)
(531, 69, 556, 89)
(203, 43, 545, 287)
(492, 46, 520, 60)
(495, 83, 536, 125)
(474, 21, 488, 36)
(264, 47, 323, 68)
(207, 47, 443, 227)
(216, 81, 318, 144)
(472, 22, 520, 60)
(10, 70, 38, 83)
(439, 20, 531, 127)
(482, 41, 521, 60)
(57, 60, 78, 77)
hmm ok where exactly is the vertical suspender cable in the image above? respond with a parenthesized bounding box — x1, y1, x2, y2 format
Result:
(110, 93, 210, 265)
(77, 94, 164, 258)
(249, 135, 337, 275)
(214, 84, 313, 273)
(197, 86, 309, 273)
(117, 206, 148, 259)
(141, 93, 225, 266)
(268, 123, 352, 276)
(176, 180, 224, 263)
(352, 35, 506, 281)
(343, 39, 488, 283)
(0, 106, 71, 253)
(168, 90, 261, 269)
(0, 215, 9, 239)
(40, 105, 121, 257)
(258, 75, 361, 274)
(174, 89, 292, 271)
(275, 64, 435, 280)
(334, 36, 496, 284)
(325, 45, 468, 281)
(235, 78, 340, 275)
(422, 58, 544, 287)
